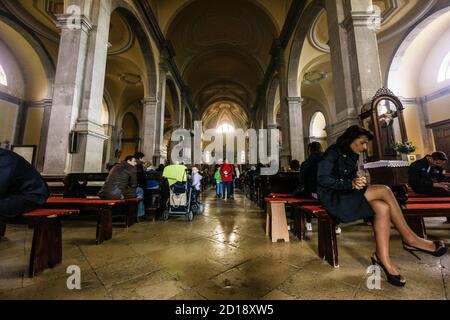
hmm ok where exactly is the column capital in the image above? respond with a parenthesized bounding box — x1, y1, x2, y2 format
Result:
(286, 96, 304, 104)
(141, 97, 158, 105)
(342, 10, 380, 31)
(55, 14, 93, 33)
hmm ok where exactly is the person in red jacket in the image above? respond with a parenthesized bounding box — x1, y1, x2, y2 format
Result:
(220, 159, 235, 199)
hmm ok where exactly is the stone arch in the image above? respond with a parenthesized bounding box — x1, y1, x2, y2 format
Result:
(111, 1, 158, 99)
(165, 77, 181, 129)
(0, 12, 55, 98)
(287, 0, 325, 98)
(163, 0, 281, 36)
(266, 75, 280, 126)
(387, 5, 450, 94)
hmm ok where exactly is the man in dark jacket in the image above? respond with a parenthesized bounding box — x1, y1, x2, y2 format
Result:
(99, 155, 145, 219)
(134, 152, 146, 189)
(408, 151, 450, 197)
(0, 148, 49, 218)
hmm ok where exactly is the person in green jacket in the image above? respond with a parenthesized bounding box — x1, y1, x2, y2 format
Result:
(214, 165, 223, 198)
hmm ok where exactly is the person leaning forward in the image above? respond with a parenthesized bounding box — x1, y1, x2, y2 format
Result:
(0, 148, 49, 219)
(99, 155, 139, 200)
(408, 151, 450, 197)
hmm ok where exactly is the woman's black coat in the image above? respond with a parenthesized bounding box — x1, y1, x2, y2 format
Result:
(317, 144, 374, 223)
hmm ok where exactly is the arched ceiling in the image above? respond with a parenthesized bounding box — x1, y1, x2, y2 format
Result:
(202, 101, 249, 131)
(105, 11, 147, 118)
(166, 0, 278, 120)
(309, 0, 438, 53)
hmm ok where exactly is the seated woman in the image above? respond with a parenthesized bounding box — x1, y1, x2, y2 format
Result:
(317, 125, 446, 287)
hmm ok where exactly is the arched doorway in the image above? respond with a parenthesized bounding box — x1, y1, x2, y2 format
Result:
(120, 112, 140, 160)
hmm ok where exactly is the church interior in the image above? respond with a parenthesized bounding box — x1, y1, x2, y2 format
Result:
(1, 0, 450, 300)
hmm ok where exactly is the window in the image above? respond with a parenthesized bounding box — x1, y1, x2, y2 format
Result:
(438, 52, 450, 83)
(309, 112, 327, 138)
(0, 64, 7, 86)
(216, 122, 234, 133)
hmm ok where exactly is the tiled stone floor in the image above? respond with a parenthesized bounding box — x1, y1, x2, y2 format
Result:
(0, 189, 449, 300)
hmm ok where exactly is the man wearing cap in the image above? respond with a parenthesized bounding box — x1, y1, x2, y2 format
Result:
(408, 151, 450, 197)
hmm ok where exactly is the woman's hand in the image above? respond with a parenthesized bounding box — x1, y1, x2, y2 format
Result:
(352, 176, 367, 190)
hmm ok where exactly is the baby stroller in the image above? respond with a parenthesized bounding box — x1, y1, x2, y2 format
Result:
(162, 164, 197, 221)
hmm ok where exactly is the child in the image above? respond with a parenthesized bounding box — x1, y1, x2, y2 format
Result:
(214, 166, 223, 198)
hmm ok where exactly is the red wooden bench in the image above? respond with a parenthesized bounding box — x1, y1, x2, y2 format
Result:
(264, 197, 319, 243)
(1, 209, 79, 277)
(298, 205, 338, 268)
(403, 202, 450, 238)
(43, 198, 143, 244)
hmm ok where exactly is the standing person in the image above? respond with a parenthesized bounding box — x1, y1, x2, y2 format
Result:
(408, 151, 450, 197)
(221, 159, 235, 199)
(234, 165, 240, 189)
(214, 165, 223, 198)
(0, 148, 49, 219)
(191, 167, 203, 206)
(317, 125, 446, 287)
(99, 155, 145, 221)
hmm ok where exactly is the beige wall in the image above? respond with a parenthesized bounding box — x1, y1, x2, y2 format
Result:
(402, 104, 425, 155)
(0, 40, 25, 99)
(23, 107, 44, 147)
(0, 101, 18, 144)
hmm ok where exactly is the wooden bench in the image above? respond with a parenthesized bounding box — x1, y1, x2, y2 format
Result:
(403, 202, 450, 238)
(43, 198, 140, 244)
(1, 209, 79, 277)
(299, 205, 339, 268)
(264, 197, 319, 243)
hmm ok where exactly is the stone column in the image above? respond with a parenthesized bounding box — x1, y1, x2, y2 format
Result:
(153, 55, 169, 165)
(272, 39, 291, 169)
(326, 0, 383, 140)
(287, 96, 305, 162)
(43, 1, 94, 174)
(141, 97, 158, 162)
(71, 0, 111, 172)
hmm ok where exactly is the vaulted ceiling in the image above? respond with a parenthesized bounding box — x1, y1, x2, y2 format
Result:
(164, 0, 281, 128)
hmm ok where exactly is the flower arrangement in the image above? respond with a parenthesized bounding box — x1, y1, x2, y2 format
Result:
(391, 141, 416, 154)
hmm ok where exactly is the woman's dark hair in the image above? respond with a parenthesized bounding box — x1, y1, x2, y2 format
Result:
(308, 142, 323, 156)
(336, 125, 374, 152)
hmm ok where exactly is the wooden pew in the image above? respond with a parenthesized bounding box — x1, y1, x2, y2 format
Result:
(264, 197, 319, 243)
(42, 174, 66, 197)
(299, 205, 339, 268)
(257, 172, 300, 207)
(63, 173, 108, 198)
(1, 209, 78, 277)
(403, 202, 450, 238)
(43, 198, 136, 244)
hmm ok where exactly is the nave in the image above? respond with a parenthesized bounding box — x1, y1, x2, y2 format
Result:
(1, 189, 449, 300)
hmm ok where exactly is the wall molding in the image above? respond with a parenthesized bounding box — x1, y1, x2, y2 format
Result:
(0, 90, 22, 105)
(399, 85, 450, 104)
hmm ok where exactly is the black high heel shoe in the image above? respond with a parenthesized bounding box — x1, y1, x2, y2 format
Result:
(402, 241, 447, 260)
(371, 253, 406, 287)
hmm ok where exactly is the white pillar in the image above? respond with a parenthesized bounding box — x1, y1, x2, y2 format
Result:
(43, 1, 94, 174)
(326, 0, 383, 140)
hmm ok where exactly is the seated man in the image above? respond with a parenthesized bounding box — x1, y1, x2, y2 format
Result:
(99, 155, 145, 220)
(409, 151, 450, 197)
(0, 148, 49, 219)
